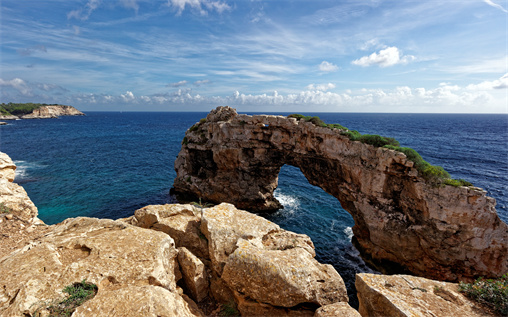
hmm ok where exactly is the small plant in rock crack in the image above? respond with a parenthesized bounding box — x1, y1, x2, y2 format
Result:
(43, 279, 98, 316)
(0, 202, 11, 213)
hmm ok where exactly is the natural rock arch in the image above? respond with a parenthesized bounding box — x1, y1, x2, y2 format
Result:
(172, 106, 508, 282)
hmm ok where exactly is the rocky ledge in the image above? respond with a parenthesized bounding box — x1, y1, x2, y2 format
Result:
(172, 106, 508, 282)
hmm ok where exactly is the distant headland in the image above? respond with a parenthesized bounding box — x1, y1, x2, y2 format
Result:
(0, 102, 85, 120)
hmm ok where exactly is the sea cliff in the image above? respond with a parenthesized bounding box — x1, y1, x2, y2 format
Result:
(0, 104, 84, 120)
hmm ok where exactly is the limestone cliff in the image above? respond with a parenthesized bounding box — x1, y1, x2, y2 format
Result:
(0, 152, 41, 224)
(173, 106, 508, 282)
(21, 105, 85, 119)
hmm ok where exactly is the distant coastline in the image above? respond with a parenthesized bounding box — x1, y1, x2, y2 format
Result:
(0, 103, 84, 120)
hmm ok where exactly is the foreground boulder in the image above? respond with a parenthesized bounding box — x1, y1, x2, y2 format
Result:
(173, 106, 508, 282)
(125, 202, 352, 316)
(0, 217, 201, 317)
(356, 273, 498, 317)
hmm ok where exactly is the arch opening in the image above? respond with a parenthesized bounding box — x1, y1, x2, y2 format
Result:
(264, 164, 375, 308)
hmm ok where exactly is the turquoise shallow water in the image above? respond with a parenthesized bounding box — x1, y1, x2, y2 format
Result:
(1, 111, 507, 306)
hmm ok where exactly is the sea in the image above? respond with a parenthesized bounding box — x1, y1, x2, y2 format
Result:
(1, 111, 507, 307)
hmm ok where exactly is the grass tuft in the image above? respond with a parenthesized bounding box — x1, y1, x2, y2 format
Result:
(38, 279, 97, 317)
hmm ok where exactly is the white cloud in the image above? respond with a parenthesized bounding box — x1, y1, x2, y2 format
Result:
(167, 0, 231, 15)
(352, 46, 415, 67)
(467, 73, 508, 90)
(483, 0, 508, 13)
(319, 61, 339, 72)
(2, 75, 505, 113)
(360, 38, 381, 51)
(193, 79, 210, 86)
(444, 57, 508, 74)
(121, 91, 135, 101)
(67, 0, 101, 21)
(306, 83, 336, 91)
(203, 1, 231, 14)
(168, 80, 188, 87)
(119, 0, 139, 14)
(0, 78, 32, 96)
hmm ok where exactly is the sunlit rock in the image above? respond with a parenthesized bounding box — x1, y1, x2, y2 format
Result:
(173, 106, 508, 281)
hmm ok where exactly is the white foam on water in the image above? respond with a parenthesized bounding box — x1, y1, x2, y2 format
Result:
(13, 160, 44, 180)
(13, 160, 28, 179)
(344, 226, 354, 241)
(274, 191, 299, 209)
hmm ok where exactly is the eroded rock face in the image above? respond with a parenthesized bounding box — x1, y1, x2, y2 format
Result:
(222, 238, 348, 307)
(200, 202, 279, 275)
(356, 273, 497, 317)
(73, 285, 203, 317)
(0, 152, 16, 182)
(21, 105, 85, 119)
(0, 217, 192, 316)
(0, 152, 40, 224)
(173, 106, 508, 281)
(178, 247, 209, 303)
(200, 203, 349, 315)
(315, 302, 362, 317)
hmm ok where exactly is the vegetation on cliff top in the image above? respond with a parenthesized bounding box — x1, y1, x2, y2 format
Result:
(288, 113, 472, 186)
(0, 102, 64, 116)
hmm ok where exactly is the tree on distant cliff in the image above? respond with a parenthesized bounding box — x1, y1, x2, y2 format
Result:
(0, 102, 58, 116)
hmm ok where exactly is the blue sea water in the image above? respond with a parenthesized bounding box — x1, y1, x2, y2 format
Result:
(1, 111, 507, 306)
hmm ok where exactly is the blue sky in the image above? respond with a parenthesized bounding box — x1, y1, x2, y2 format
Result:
(1, 0, 507, 113)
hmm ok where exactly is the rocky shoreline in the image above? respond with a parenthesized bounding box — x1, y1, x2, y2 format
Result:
(0, 148, 503, 316)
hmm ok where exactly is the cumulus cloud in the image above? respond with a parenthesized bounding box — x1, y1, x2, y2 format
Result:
(67, 0, 101, 20)
(467, 73, 508, 90)
(167, 0, 231, 15)
(352, 46, 415, 67)
(319, 61, 339, 72)
(121, 91, 135, 101)
(483, 0, 508, 13)
(2, 75, 505, 113)
(306, 83, 336, 91)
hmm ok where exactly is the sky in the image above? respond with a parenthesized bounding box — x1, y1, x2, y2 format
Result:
(0, 0, 507, 113)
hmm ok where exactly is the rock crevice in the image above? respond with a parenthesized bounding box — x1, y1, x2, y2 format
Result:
(173, 106, 508, 281)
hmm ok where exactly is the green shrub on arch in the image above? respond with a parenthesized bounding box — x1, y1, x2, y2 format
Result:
(287, 113, 472, 187)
